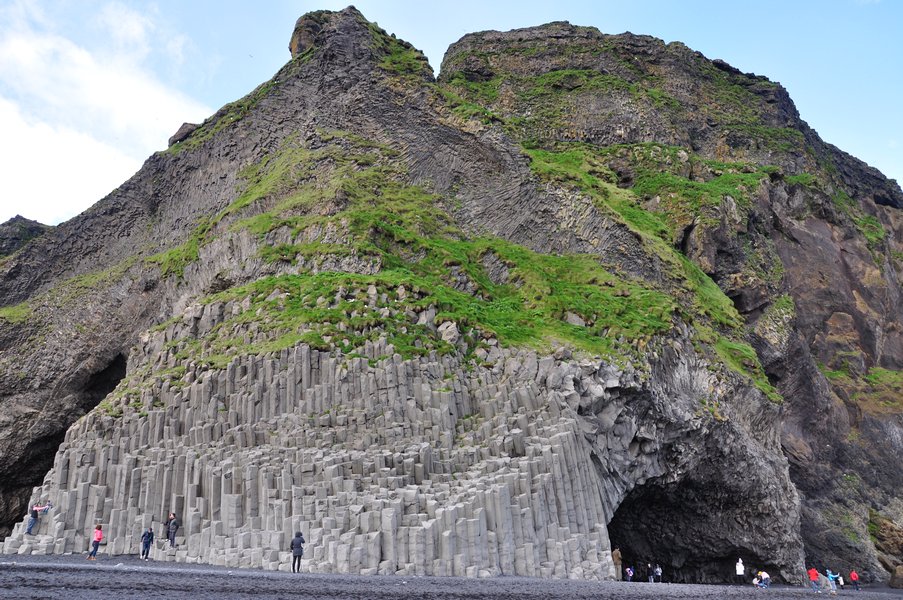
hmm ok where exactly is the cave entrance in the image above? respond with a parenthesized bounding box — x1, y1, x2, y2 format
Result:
(0, 352, 127, 537)
(81, 353, 128, 410)
(608, 480, 757, 584)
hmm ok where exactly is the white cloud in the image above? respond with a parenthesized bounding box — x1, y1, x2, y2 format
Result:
(164, 33, 189, 67)
(0, 1, 212, 225)
(96, 2, 155, 61)
(0, 28, 210, 152)
(0, 97, 141, 225)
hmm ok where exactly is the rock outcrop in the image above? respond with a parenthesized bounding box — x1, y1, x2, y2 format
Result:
(0, 216, 51, 257)
(0, 7, 900, 583)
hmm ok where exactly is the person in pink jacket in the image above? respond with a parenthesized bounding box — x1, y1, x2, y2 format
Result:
(87, 524, 103, 560)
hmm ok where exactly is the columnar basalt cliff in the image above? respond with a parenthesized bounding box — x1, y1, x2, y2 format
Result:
(0, 7, 901, 583)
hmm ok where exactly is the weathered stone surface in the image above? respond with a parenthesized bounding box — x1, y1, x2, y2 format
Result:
(0, 215, 50, 257)
(891, 565, 903, 589)
(4, 313, 802, 580)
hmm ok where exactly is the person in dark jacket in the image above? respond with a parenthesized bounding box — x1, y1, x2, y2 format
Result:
(290, 531, 306, 573)
(140, 527, 154, 560)
(25, 500, 51, 535)
(164, 512, 180, 547)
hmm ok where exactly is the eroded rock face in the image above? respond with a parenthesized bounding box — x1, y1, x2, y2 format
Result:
(3, 299, 802, 580)
(0, 216, 50, 257)
(440, 18, 903, 580)
(0, 7, 900, 582)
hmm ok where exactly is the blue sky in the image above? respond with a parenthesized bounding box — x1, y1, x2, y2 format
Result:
(1, 0, 900, 225)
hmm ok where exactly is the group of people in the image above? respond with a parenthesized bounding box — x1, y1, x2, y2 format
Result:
(84, 512, 180, 561)
(807, 566, 861, 594)
(622, 564, 663, 583)
(135, 512, 181, 560)
(736, 558, 771, 588)
(19, 502, 868, 585)
(22, 500, 310, 570)
(736, 558, 862, 593)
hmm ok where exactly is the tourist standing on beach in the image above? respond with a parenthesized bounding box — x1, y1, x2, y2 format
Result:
(735, 558, 746, 584)
(140, 527, 154, 560)
(290, 531, 306, 573)
(612, 547, 622, 580)
(807, 566, 820, 592)
(87, 525, 102, 560)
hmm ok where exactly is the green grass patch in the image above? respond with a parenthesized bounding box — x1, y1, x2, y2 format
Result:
(259, 242, 358, 264)
(678, 255, 743, 329)
(524, 142, 746, 330)
(726, 125, 805, 152)
(523, 141, 777, 388)
(715, 337, 781, 402)
(443, 71, 504, 105)
(369, 22, 431, 79)
(821, 363, 903, 414)
(853, 214, 886, 251)
(631, 168, 765, 212)
(191, 249, 675, 368)
(168, 78, 280, 154)
(831, 190, 887, 254)
(525, 142, 767, 242)
(145, 219, 211, 278)
(784, 173, 816, 187)
(520, 69, 632, 98)
(434, 85, 502, 124)
(0, 302, 31, 324)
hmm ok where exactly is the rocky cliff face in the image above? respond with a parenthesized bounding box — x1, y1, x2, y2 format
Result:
(0, 7, 900, 582)
(0, 216, 50, 257)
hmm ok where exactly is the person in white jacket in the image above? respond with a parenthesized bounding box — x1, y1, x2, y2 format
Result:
(735, 558, 745, 584)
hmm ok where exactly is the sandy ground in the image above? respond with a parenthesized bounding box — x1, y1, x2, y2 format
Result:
(1, 555, 902, 599)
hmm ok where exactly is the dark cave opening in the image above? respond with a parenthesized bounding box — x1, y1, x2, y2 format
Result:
(82, 353, 128, 410)
(0, 353, 127, 538)
(608, 481, 774, 584)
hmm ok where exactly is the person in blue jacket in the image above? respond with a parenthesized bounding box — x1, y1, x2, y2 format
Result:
(826, 569, 840, 594)
(140, 527, 154, 560)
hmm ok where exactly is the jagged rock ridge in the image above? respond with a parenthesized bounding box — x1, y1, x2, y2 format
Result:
(0, 6, 901, 583)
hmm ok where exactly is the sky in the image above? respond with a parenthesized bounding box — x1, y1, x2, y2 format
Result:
(0, 0, 901, 226)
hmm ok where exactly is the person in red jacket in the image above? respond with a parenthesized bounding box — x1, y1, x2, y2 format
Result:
(807, 567, 821, 592)
(849, 569, 861, 591)
(87, 524, 103, 560)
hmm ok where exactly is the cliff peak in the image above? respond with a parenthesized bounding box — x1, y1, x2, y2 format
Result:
(288, 6, 366, 59)
(0, 215, 51, 257)
(287, 6, 432, 80)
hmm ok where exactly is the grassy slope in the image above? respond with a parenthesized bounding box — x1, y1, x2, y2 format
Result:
(9, 19, 789, 409)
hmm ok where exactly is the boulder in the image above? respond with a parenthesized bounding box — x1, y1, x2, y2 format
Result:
(890, 565, 903, 589)
(168, 122, 199, 147)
